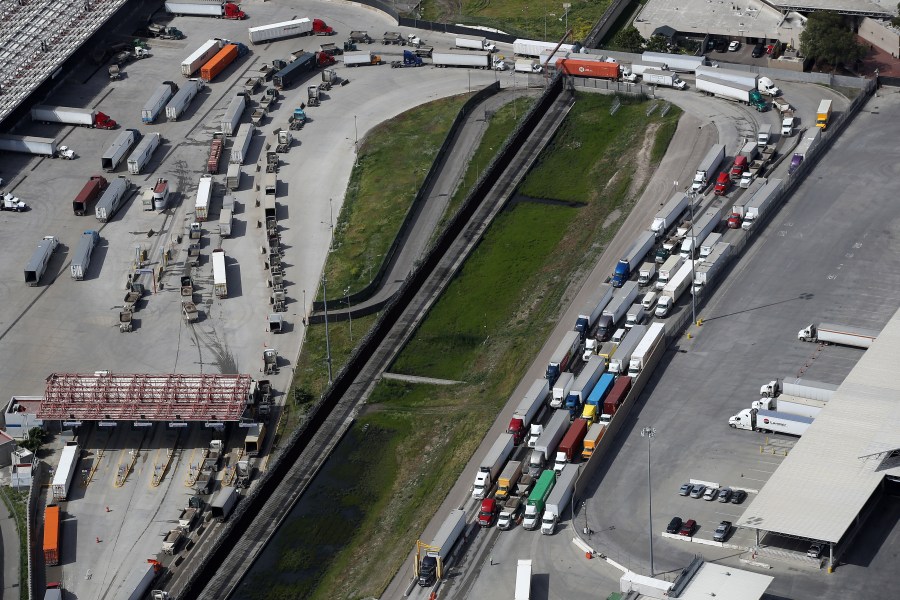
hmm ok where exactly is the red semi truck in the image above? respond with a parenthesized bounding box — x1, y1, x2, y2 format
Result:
(554, 418, 588, 471)
(73, 175, 108, 216)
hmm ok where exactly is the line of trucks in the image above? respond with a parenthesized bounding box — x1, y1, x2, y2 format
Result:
(729, 377, 840, 435)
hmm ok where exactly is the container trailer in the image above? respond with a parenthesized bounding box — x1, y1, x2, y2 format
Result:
(226, 163, 242, 190)
(72, 175, 108, 215)
(212, 248, 228, 297)
(554, 419, 588, 471)
(43, 504, 60, 566)
(601, 375, 632, 422)
(798, 323, 878, 348)
(343, 50, 384, 67)
(741, 178, 782, 231)
(528, 411, 569, 477)
(221, 93, 247, 136)
(680, 204, 724, 257)
(230, 123, 254, 164)
(752, 395, 826, 419)
(94, 176, 129, 222)
(210, 485, 238, 520)
(31, 105, 117, 129)
(101, 129, 138, 171)
(564, 355, 605, 417)
(627, 322, 665, 376)
(691, 144, 726, 192)
(523, 469, 556, 530)
(181, 40, 221, 76)
(601, 280, 639, 329)
(516, 560, 532, 600)
(70, 230, 99, 280)
(697, 75, 767, 110)
(273, 53, 316, 89)
(432, 51, 492, 69)
(513, 39, 575, 57)
(127, 133, 160, 175)
(550, 372, 575, 409)
(195, 175, 212, 221)
(574, 283, 614, 338)
(759, 378, 838, 400)
(0, 134, 59, 157)
(641, 52, 705, 72)
(507, 378, 549, 445)
(695, 65, 758, 88)
(555, 58, 620, 79)
(541, 463, 578, 534)
(608, 325, 647, 374)
(416, 509, 466, 586)
(165, 1, 245, 19)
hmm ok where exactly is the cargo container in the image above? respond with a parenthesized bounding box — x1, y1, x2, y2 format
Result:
(564, 355, 605, 417)
(546, 330, 581, 384)
(217, 208, 233, 237)
(585, 372, 615, 408)
(101, 129, 138, 171)
(432, 51, 492, 69)
(70, 230, 99, 280)
(142, 83, 176, 124)
(574, 283, 613, 338)
(248, 17, 332, 44)
(212, 248, 228, 297)
(581, 422, 607, 459)
(72, 175, 108, 216)
(416, 509, 466, 586)
(692, 242, 731, 290)
(507, 378, 549, 445)
(516, 559, 532, 600)
(181, 39, 221, 76)
(273, 53, 316, 89)
(729, 408, 812, 436)
(556, 58, 619, 79)
(612, 231, 655, 286)
(43, 504, 60, 566)
(523, 469, 556, 530)
(24, 235, 58, 286)
(230, 123, 254, 164)
(798, 323, 878, 348)
(165, 1, 245, 20)
(127, 132, 161, 174)
(221, 93, 247, 136)
(0, 134, 58, 157)
(166, 79, 202, 120)
(542, 463, 578, 534)
(195, 175, 212, 221)
(226, 164, 242, 190)
(627, 322, 665, 376)
(95, 177, 130, 222)
(513, 39, 574, 57)
(651, 192, 689, 236)
(601, 376, 632, 422)
(31, 105, 117, 129)
(608, 325, 647, 374)
(210, 485, 238, 520)
(628, 61, 668, 75)
(472, 433, 514, 499)
(691, 144, 726, 192)
(555, 419, 588, 470)
(528, 411, 569, 477)
(52, 444, 79, 500)
(641, 52, 705, 73)
(741, 178, 782, 231)
(201, 44, 239, 82)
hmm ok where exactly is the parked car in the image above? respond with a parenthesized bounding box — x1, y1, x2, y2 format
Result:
(713, 521, 732, 542)
(717, 488, 732, 503)
(679, 483, 692, 496)
(679, 519, 697, 536)
(752, 42, 765, 58)
(715, 38, 728, 53)
(730, 489, 748, 504)
(703, 487, 719, 501)
(706, 38, 717, 52)
(728, 40, 741, 52)
(807, 543, 823, 558)
(690, 484, 706, 499)
(667, 516, 683, 534)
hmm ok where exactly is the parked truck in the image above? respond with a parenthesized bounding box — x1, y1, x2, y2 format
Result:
(798, 323, 878, 348)
(212, 248, 228, 297)
(641, 52, 705, 72)
(273, 53, 316, 89)
(43, 504, 61, 566)
(564, 356, 605, 418)
(432, 51, 492, 69)
(816, 99, 832, 130)
(0, 134, 61, 157)
(416, 509, 466, 586)
(690, 144, 726, 192)
(182, 40, 221, 76)
(343, 50, 384, 67)
(127, 132, 160, 174)
(601, 280, 639, 332)
(581, 422, 607, 460)
(550, 372, 575, 409)
(601, 375, 632, 422)
(760, 378, 838, 400)
(31, 105, 117, 129)
(70, 230, 99, 280)
(210, 486, 239, 521)
(546, 330, 581, 384)
(95, 177, 129, 222)
(541, 463, 578, 535)
(165, 1, 246, 19)
(507, 378, 549, 445)
(523, 469, 556, 530)
(166, 79, 203, 120)
(554, 419, 588, 471)
(612, 231, 655, 286)
(608, 325, 647, 374)
(655, 262, 693, 318)
(194, 174, 212, 221)
(142, 82, 176, 123)
(642, 69, 686, 89)
(696, 75, 767, 110)
(695, 65, 758, 89)
(24, 235, 58, 286)
(72, 175, 108, 215)
(651, 192, 690, 236)
(201, 43, 239, 82)
(100, 129, 137, 172)
(574, 283, 613, 339)
(656, 254, 684, 290)
(627, 322, 665, 376)
(742, 178, 782, 231)
(456, 37, 496, 52)
(729, 408, 812, 436)
(230, 124, 254, 164)
(528, 411, 569, 477)
(220, 93, 246, 137)
(472, 433, 514, 499)
(51, 444, 79, 500)
(680, 205, 723, 257)
(752, 395, 826, 419)
(495, 460, 524, 501)
(692, 242, 732, 291)
(248, 18, 332, 44)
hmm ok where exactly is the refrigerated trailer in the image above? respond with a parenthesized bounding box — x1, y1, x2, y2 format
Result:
(52, 444, 79, 500)
(95, 177, 130, 222)
(248, 17, 332, 43)
(181, 39, 221, 77)
(101, 129, 138, 171)
(127, 133, 160, 174)
(166, 79, 202, 120)
(212, 249, 228, 297)
(24, 236, 58, 286)
(0, 134, 58, 157)
(230, 124, 254, 164)
(70, 230, 99, 280)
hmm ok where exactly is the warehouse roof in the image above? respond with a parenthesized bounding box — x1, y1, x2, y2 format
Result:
(677, 561, 773, 600)
(770, 0, 896, 17)
(737, 308, 900, 544)
(633, 0, 802, 41)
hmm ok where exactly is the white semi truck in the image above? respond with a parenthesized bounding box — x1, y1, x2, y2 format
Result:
(798, 323, 878, 348)
(729, 408, 812, 436)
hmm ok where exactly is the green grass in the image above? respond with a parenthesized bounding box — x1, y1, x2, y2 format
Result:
(322, 94, 471, 298)
(420, 0, 613, 42)
(0, 488, 28, 600)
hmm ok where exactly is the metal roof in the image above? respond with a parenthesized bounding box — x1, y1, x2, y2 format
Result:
(677, 561, 773, 600)
(769, 0, 896, 17)
(737, 308, 900, 544)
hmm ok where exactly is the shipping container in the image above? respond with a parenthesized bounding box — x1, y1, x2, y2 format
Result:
(24, 236, 58, 286)
(44, 504, 60, 566)
(221, 93, 247, 136)
(432, 51, 491, 69)
(201, 44, 239, 82)
(212, 248, 227, 297)
(126, 132, 161, 175)
(101, 129, 138, 171)
(166, 79, 202, 120)
(52, 444, 79, 500)
(94, 177, 129, 222)
(556, 58, 619, 79)
(72, 175, 108, 216)
(181, 39, 221, 77)
(273, 53, 316, 89)
(601, 376, 632, 422)
(230, 123, 254, 164)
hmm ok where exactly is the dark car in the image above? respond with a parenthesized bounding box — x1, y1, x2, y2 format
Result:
(706, 38, 717, 52)
(717, 488, 733, 503)
(751, 42, 765, 58)
(667, 516, 683, 534)
(715, 38, 728, 53)
(679, 519, 697, 536)
(730, 489, 748, 504)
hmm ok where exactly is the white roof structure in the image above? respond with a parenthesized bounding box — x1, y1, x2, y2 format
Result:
(677, 561, 773, 600)
(737, 308, 900, 544)
(633, 0, 806, 42)
(770, 0, 897, 17)
(0, 0, 129, 126)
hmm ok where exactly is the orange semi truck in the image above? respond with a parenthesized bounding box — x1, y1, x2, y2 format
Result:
(44, 504, 60, 566)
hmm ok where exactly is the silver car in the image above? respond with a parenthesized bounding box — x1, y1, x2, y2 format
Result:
(689, 484, 706, 499)
(713, 521, 731, 542)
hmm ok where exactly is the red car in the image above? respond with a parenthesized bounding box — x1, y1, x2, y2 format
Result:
(679, 519, 697, 536)
(727, 213, 742, 228)
(713, 171, 730, 196)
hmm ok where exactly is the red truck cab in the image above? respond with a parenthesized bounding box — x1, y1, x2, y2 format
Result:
(730, 156, 748, 179)
(508, 417, 526, 445)
(727, 213, 742, 228)
(713, 171, 730, 196)
(478, 498, 497, 527)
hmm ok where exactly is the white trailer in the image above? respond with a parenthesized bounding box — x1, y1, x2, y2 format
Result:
(95, 177, 129, 222)
(219, 208, 233, 237)
(753, 395, 826, 419)
(650, 192, 689, 236)
(166, 79, 202, 120)
(760, 378, 838, 400)
(230, 123, 254, 164)
(628, 61, 667, 75)
(343, 50, 380, 66)
(515, 59, 541, 73)
(642, 69, 686, 89)
(165, 1, 224, 17)
(417, 509, 466, 586)
(641, 52, 705, 72)
(510, 379, 549, 434)
(515, 559, 532, 600)
(513, 39, 574, 57)
(797, 323, 879, 348)
(729, 408, 811, 436)
(695, 65, 758, 88)
(692, 242, 731, 289)
(101, 129, 137, 171)
(124, 562, 158, 600)
(541, 463, 578, 534)
(248, 18, 313, 44)
(142, 83, 174, 124)
(691, 143, 726, 192)
(529, 410, 569, 476)
(195, 175, 212, 221)
(696, 75, 755, 103)
(210, 485, 238, 521)
(221, 93, 247, 136)
(24, 235, 58, 286)
(742, 178, 782, 231)
(680, 205, 724, 257)
(30, 105, 96, 127)
(602, 280, 639, 325)
(0, 134, 58, 157)
(52, 444, 79, 500)
(127, 132, 160, 174)
(456, 37, 495, 52)
(472, 433, 514, 498)
(70, 230, 99, 280)
(627, 322, 665, 376)
(212, 249, 227, 297)
(432, 51, 491, 69)
(181, 39, 221, 77)
(226, 163, 242, 190)
(656, 261, 693, 317)
(608, 325, 647, 375)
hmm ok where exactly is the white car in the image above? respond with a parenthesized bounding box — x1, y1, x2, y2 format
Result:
(728, 41, 741, 52)
(703, 486, 719, 501)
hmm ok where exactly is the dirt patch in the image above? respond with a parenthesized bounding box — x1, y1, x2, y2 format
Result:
(603, 208, 622, 229)
(626, 122, 661, 200)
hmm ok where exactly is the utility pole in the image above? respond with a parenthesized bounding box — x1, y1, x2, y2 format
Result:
(345, 286, 353, 341)
(641, 426, 656, 576)
(688, 189, 697, 325)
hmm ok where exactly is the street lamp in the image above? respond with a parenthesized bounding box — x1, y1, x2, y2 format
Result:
(688, 190, 697, 324)
(344, 286, 353, 341)
(354, 115, 359, 167)
(562, 3, 571, 33)
(641, 426, 656, 576)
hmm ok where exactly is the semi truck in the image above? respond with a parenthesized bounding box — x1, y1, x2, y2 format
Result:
(696, 75, 767, 110)
(31, 105, 117, 129)
(729, 408, 812, 436)
(612, 230, 655, 286)
(742, 178, 782, 231)
(166, 79, 202, 120)
(555, 419, 588, 471)
(627, 322, 665, 376)
(52, 444, 79, 500)
(456, 37, 496, 52)
(195, 175, 212, 221)
(513, 38, 575, 57)
(541, 463, 578, 534)
(598, 280, 639, 339)
(556, 58, 620, 79)
(564, 355, 605, 417)
(581, 422, 607, 459)
(641, 52, 705, 72)
(657, 254, 684, 290)
(221, 93, 247, 136)
(165, 1, 246, 19)
(210, 486, 239, 521)
(641, 69, 686, 89)
(70, 230, 99, 280)
(472, 433, 514, 499)
(24, 235, 59, 286)
(655, 261, 692, 317)
(95, 177, 130, 222)
(798, 323, 878, 348)
(273, 53, 316, 89)
(142, 82, 176, 123)
(816, 99, 832, 130)
(601, 376, 632, 422)
(546, 330, 581, 384)
(759, 378, 838, 400)
(574, 283, 613, 338)
(248, 18, 333, 44)
(516, 559, 532, 600)
(495, 460, 524, 501)
(212, 248, 228, 297)
(230, 124, 254, 164)
(752, 395, 826, 419)
(101, 129, 138, 171)
(433, 51, 493, 69)
(692, 242, 731, 291)
(695, 65, 758, 89)
(528, 410, 569, 477)
(181, 40, 221, 77)
(507, 378, 548, 445)
(608, 325, 647, 374)
(523, 469, 556, 530)
(550, 372, 575, 409)
(43, 504, 60, 566)
(651, 192, 689, 236)
(227, 163, 242, 191)
(0, 134, 60, 157)
(127, 132, 161, 174)
(691, 144, 726, 192)
(72, 175, 108, 215)
(201, 44, 239, 82)
(680, 205, 723, 257)
(416, 509, 466, 586)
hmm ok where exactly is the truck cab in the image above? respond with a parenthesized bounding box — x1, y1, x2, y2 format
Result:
(478, 498, 497, 527)
(714, 171, 730, 196)
(472, 471, 491, 499)
(417, 556, 438, 586)
(582, 337, 597, 361)
(527, 449, 545, 477)
(527, 423, 542, 448)
(655, 296, 673, 318)
(581, 403, 598, 425)
(730, 155, 748, 179)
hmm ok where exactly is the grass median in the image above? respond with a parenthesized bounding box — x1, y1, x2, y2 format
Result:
(244, 93, 682, 599)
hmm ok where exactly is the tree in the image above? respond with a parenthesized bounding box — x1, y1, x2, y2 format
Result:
(800, 11, 866, 69)
(645, 34, 670, 53)
(613, 25, 646, 52)
(20, 427, 45, 453)
(892, 3, 900, 27)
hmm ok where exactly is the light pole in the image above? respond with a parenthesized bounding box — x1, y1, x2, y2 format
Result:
(321, 219, 335, 385)
(641, 426, 656, 576)
(354, 115, 359, 167)
(303, 288, 307, 324)
(563, 3, 570, 33)
(344, 286, 353, 341)
(688, 190, 697, 324)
